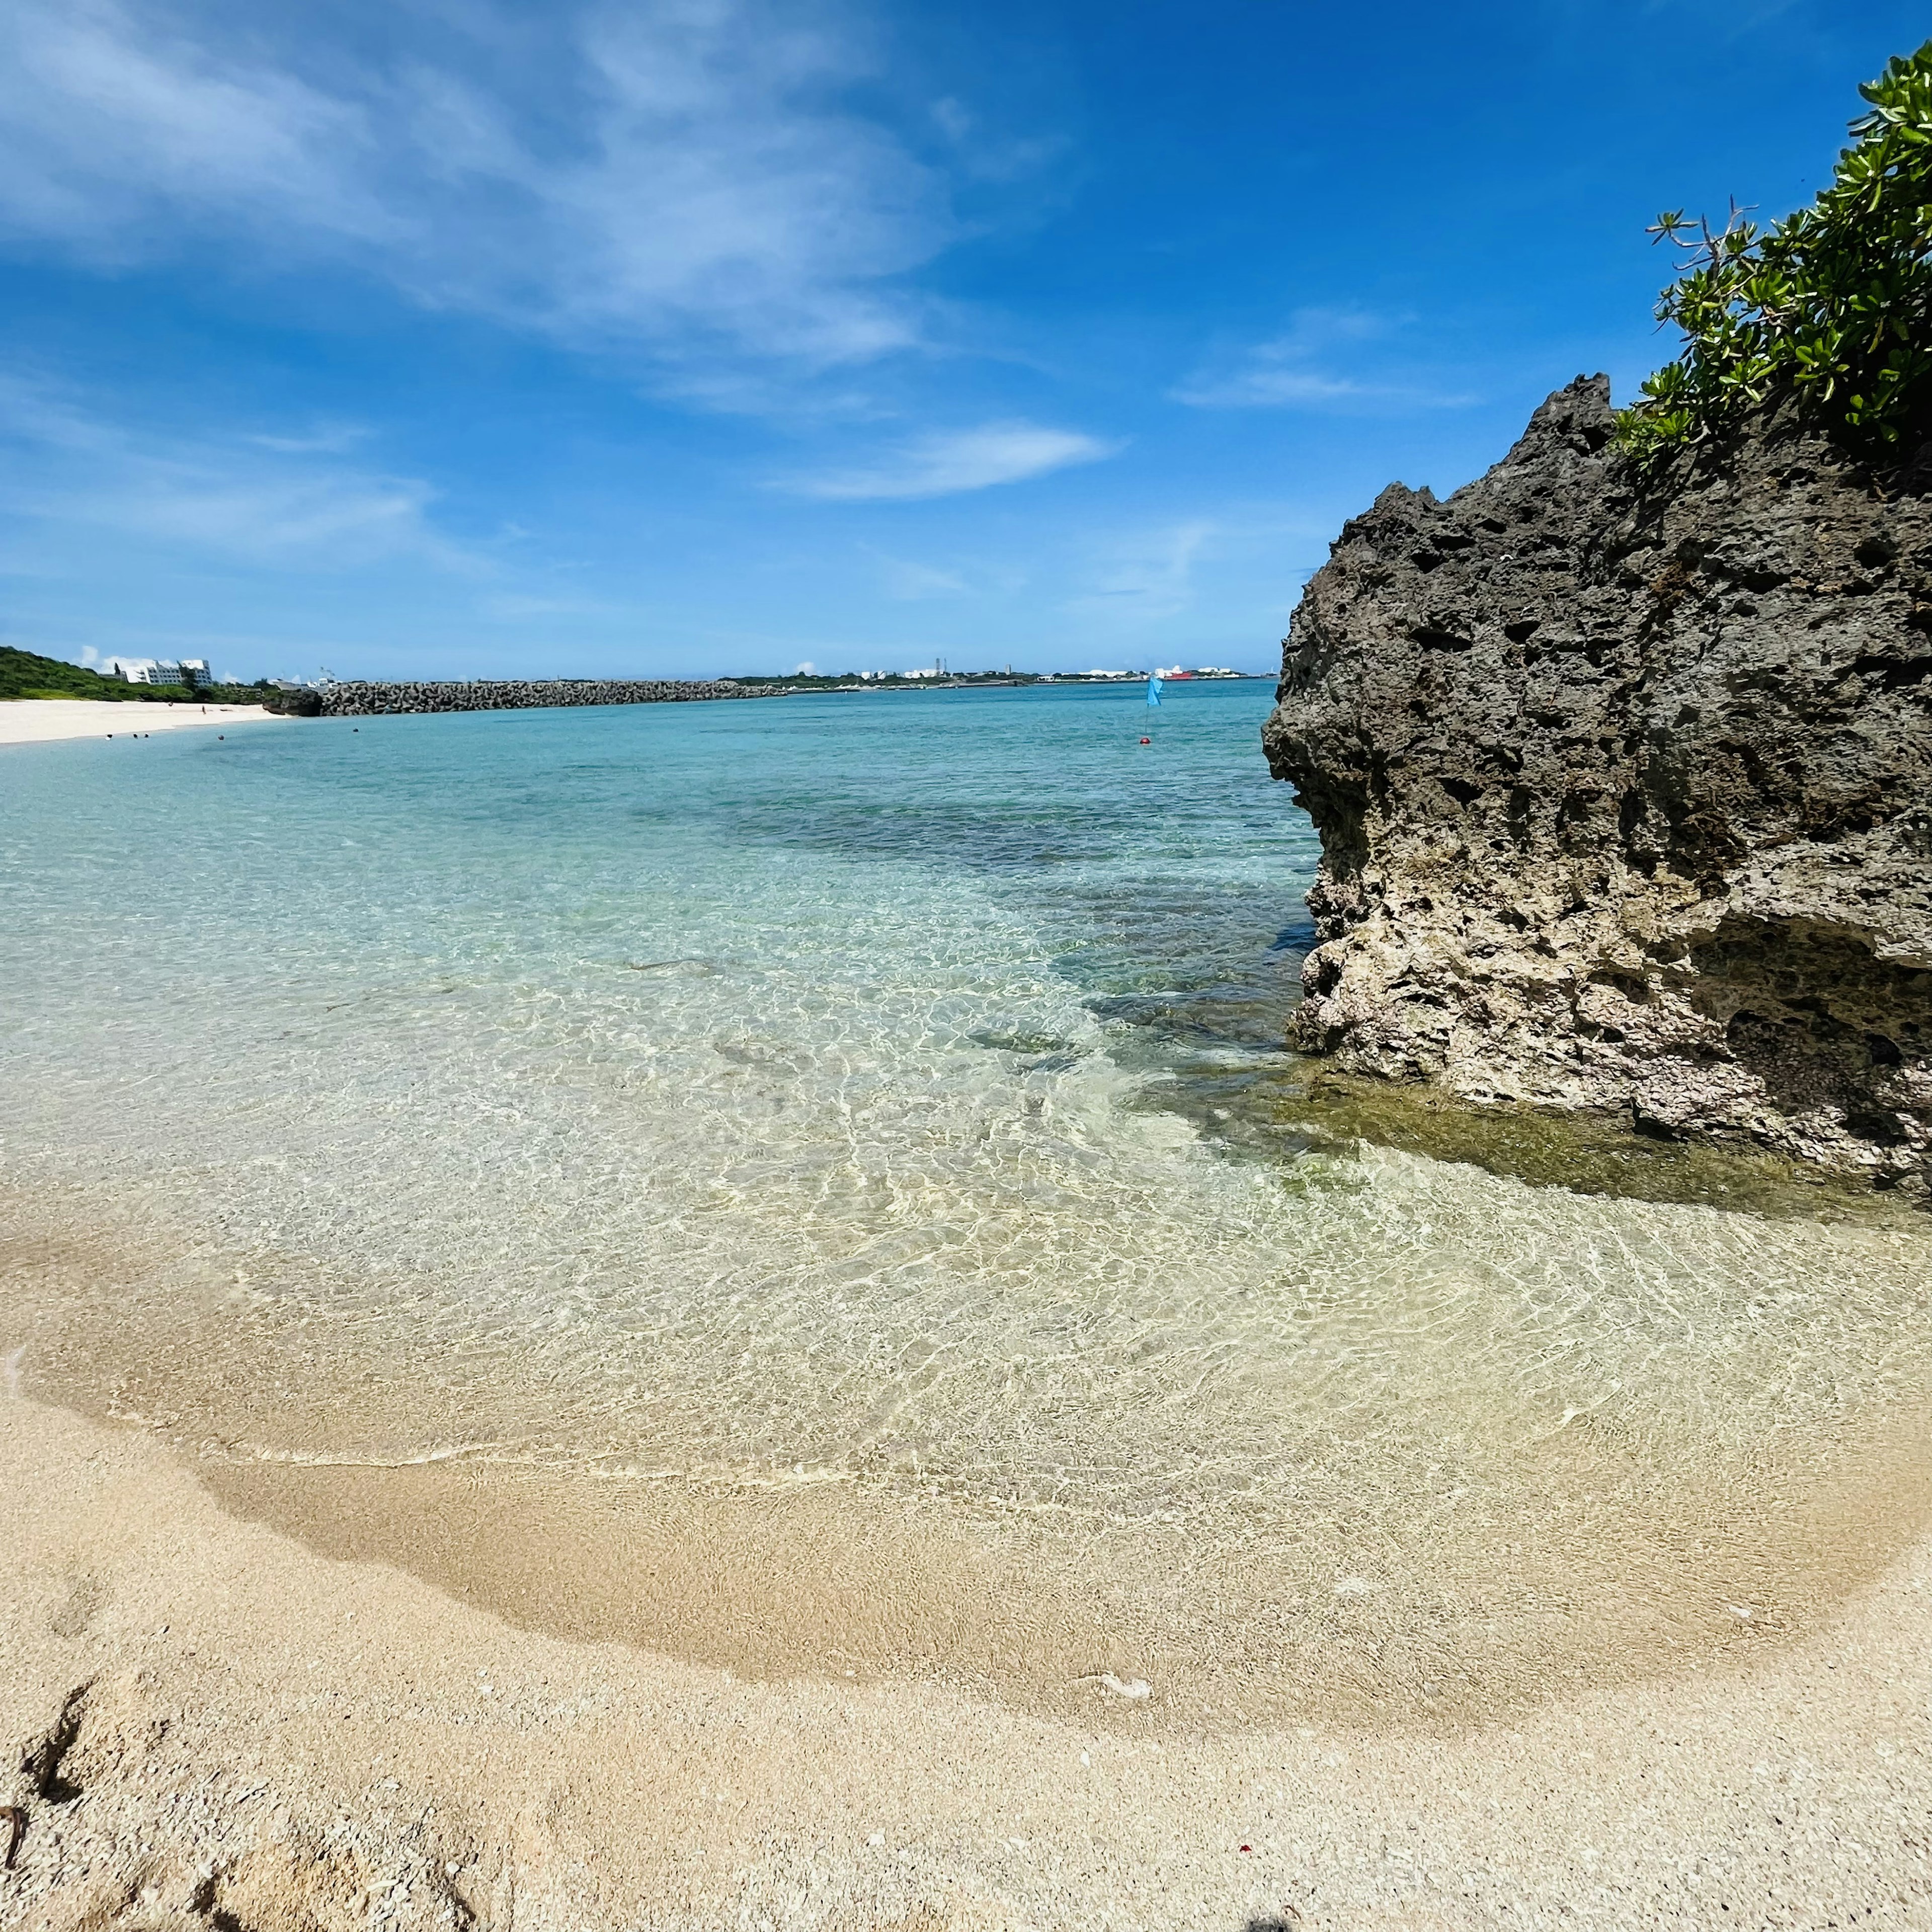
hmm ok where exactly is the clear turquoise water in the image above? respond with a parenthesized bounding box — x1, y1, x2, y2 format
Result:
(6, 682, 1931, 1705)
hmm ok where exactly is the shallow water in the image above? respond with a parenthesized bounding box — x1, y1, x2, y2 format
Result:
(4, 683, 1929, 1723)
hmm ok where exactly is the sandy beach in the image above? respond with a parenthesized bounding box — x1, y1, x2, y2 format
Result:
(5, 683, 1930, 1927)
(0, 700, 287, 746)
(2, 1390, 1928, 1930)
(6, 7, 1929, 1925)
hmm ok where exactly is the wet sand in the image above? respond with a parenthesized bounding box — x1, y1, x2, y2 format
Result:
(4, 1391, 1930, 1930)
(0, 700, 285, 746)
(8, 1183, 1932, 1750)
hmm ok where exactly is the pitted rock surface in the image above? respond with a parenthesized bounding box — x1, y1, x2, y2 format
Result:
(1264, 374, 1932, 1194)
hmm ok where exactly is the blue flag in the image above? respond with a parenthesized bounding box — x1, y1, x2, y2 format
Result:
(1146, 671, 1162, 707)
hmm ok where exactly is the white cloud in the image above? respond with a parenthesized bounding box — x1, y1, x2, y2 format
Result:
(879, 556, 968, 599)
(1172, 307, 1477, 411)
(1182, 367, 1373, 408)
(856, 541, 971, 598)
(1071, 519, 1216, 622)
(0, 2, 398, 253)
(786, 421, 1118, 501)
(927, 93, 1067, 185)
(476, 592, 620, 622)
(1064, 507, 1332, 628)
(245, 424, 374, 456)
(0, 375, 473, 573)
(0, 0, 959, 378)
(120, 475, 447, 559)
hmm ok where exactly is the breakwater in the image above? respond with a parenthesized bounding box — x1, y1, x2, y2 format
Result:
(317, 678, 786, 717)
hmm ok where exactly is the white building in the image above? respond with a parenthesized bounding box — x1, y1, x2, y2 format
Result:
(103, 657, 217, 688)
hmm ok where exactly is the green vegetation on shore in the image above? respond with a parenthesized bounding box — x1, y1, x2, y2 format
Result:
(0, 643, 293, 708)
(1617, 41, 1932, 463)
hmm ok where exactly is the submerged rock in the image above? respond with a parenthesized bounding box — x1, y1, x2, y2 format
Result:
(1264, 374, 1932, 1196)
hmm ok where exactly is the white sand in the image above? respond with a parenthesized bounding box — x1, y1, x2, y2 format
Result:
(3, 1392, 1928, 1930)
(0, 700, 286, 746)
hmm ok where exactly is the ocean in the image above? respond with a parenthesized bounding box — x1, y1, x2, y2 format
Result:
(5, 680, 1930, 1722)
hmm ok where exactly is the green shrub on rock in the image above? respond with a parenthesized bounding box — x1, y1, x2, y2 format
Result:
(1617, 41, 1932, 463)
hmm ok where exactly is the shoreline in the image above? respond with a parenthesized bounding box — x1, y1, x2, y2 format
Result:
(6, 673, 1930, 1924)
(8, 1174, 1932, 1749)
(0, 699, 287, 746)
(4, 1388, 1930, 1928)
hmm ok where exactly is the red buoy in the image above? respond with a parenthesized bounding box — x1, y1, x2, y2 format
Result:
(1140, 736, 1151, 745)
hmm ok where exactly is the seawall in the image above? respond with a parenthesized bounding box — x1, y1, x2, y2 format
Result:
(317, 679, 787, 716)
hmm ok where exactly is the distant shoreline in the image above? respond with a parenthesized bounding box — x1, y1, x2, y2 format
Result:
(316, 672, 1269, 717)
(0, 677, 1272, 741)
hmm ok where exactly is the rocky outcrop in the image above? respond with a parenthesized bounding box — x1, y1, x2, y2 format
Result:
(260, 686, 323, 716)
(318, 679, 785, 716)
(1264, 375, 1932, 1195)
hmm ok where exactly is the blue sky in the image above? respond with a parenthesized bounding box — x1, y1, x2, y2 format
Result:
(0, 0, 1923, 682)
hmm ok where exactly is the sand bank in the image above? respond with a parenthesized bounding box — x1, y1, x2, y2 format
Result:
(0, 700, 286, 746)
(3, 1393, 1929, 1930)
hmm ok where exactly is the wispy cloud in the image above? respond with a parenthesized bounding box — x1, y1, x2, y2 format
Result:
(1635, 0, 1803, 33)
(877, 556, 969, 599)
(1065, 506, 1336, 628)
(475, 591, 622, 622)
(0, 0, 965, 382)
(928, 95, 1068, 185)
(1172, 307, 1477, 411)
(785, 421, 1119, 500)
(0, 375, 474, 572)
(1071, 519, 1217, 621)
(245, 424, 374, 456)
(0, 1, 399, 254)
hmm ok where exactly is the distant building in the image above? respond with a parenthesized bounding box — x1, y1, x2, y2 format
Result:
(104, 657, 170, 684)
(103, 657, 218, 688)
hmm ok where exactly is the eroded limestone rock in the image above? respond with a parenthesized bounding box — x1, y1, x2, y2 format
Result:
(1264, 374, 1932, 1196)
